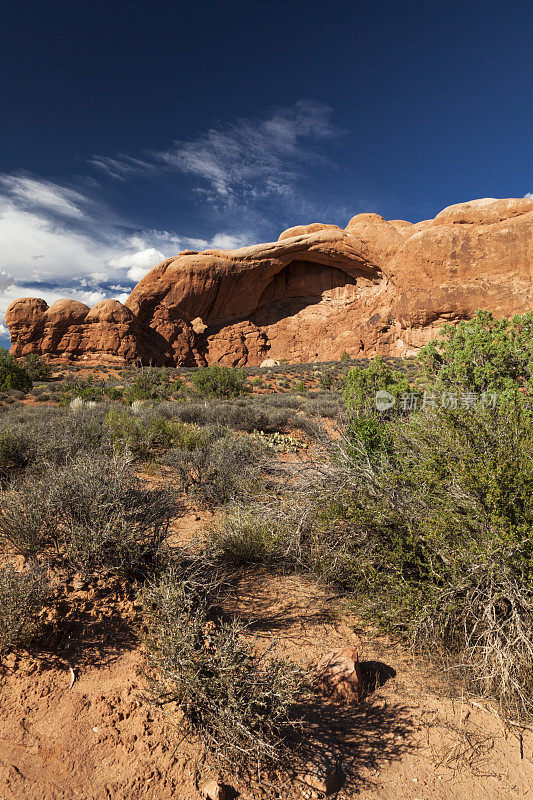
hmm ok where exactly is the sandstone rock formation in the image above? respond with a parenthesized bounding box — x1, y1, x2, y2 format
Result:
(6, 197, 533, 365)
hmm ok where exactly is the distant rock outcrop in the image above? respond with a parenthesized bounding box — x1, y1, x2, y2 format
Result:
(6, 198, 533, 365)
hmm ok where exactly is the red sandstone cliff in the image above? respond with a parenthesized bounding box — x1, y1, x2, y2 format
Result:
(6, 197, 533, 366)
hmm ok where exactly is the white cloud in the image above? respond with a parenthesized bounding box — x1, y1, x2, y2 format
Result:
(108, 247, 166, 282)
(0, 201, 113, 285)
(156, 100, 337, 203)
(91, 101, 339, 211)
(0, 175, 88, 219)
(0, 271, 14, 292)
(525, 193, 533, 199)
(208, 233, 250, 249)
(178, 232, 251, 251)
(90, 155, 156, 181)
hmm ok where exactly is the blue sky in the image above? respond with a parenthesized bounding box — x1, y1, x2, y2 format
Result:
(0, 0, 531, 343)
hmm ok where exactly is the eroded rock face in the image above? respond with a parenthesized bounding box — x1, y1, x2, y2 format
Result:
(6, 298, 170, 365)
(6, 197, 533, 365)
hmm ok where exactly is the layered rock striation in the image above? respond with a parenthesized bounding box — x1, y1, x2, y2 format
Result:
(6, 198, 533, 366)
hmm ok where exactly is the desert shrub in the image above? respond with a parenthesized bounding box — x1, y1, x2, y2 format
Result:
(105, 386, 124, 401)
(0, 349, 32, 393)
(192, 365, 247, 398)
(59, 380, 105, 404)
(208, 482, 366, 580)
(0, 563, 49, 651)
(340, 351, 351, 362)
(254, 391, 343, 419)
(0, 405, 108, 467)
(168, 399, 290, 433)
(142, 569, 304, 777)
(253, 394, 304, 410)
(209, 508, 291, 566)
(343, 356, 409, 413)
(345, 411, 394, 462)
(166, 429, 267, 506)
(21, 354, 52, 382)
(419, 310, 533, 397)
(0, 454, 174, 576)
(0, 428, 31, 479)
(318, 370, 335, 390)
(124, 367, 171, 403)
(106, 407, 202, 457)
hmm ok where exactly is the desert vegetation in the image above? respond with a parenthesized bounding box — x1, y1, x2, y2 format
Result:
(0, 312, 532, 795)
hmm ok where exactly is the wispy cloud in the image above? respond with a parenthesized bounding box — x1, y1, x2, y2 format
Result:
(525, 193, 533, 199)
(168, 100, 337, 203)
(89, 155, 156, 182)
(0, 175, 89, 219)
(92, 101, 340, 209)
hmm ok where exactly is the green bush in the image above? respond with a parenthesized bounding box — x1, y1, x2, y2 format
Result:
(105, 386, 124, 401)
(343, 356, 409, 413)
(142, 569, 304, 777)
(106, 408, 203, 457)
(210, 399, 533, 716)
(0, 563, 49, 651)
(318, 370, 335, 390)
(0, 349, 32, 393)
(21, 354, 52, 382)
(192, 365, 247, 398)
(419, 310, 533, 397)
(59, 379, 105, 405)
(124, 367, 171, 403)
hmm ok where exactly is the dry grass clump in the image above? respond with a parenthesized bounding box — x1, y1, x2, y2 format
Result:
(413, 565, 533, 718)
(167, 398, 291, 433)
(0, 452, 174, 577)
(0, 404, 108, 470)
(142, 567, 306, 782)
(106, 406, 203, 456)
(165, 427, 268, 506)
(0, 562, 49, 651)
